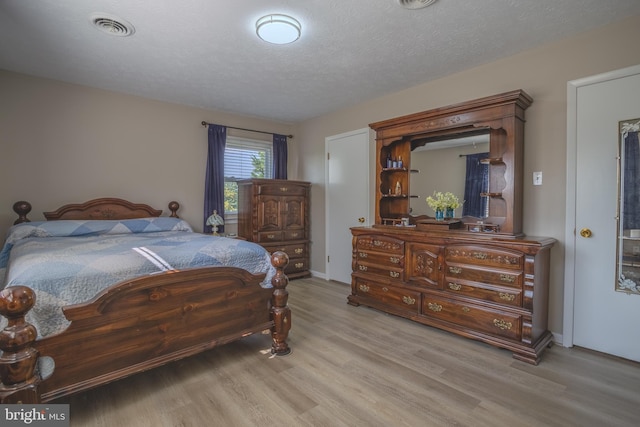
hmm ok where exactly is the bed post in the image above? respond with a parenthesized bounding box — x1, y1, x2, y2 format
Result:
(269, 251, 291, 355)
(0, 286, 42, 403)
(13, 201, 32, 224)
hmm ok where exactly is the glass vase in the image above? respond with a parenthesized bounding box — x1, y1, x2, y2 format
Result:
(445, 207, 454, 220)
(435, 208, 444, 221)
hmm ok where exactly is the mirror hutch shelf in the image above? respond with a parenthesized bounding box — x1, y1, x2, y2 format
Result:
(349, 90, 556, 364)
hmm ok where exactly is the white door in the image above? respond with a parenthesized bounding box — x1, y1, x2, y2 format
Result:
(565, 65, 640, 361)
(326, 128, 371, 284)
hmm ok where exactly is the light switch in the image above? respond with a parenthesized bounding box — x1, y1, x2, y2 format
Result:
(533, 171, 542, 186)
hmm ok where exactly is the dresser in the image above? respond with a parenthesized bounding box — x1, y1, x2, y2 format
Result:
(237, 179, 311, 279)
(349, 227, 554, 364)
(350, 90, 556, 364)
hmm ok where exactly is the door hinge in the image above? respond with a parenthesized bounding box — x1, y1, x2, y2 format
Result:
(327, 152, 330, 160)
(327, 255, 330, 263)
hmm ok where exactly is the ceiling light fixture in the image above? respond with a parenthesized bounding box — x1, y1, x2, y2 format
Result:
(256, 14, 301, 45)
(90, 13, 135, 37)
(397, 0, 438, 9)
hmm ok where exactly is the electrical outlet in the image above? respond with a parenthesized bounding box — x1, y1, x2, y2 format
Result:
(533, 171, 542, 186)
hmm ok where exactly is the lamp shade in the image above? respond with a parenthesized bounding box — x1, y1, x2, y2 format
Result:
(256, 14, 301, 44)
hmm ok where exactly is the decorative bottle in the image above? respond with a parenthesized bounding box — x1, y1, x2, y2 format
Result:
(395, 181, 402, 195)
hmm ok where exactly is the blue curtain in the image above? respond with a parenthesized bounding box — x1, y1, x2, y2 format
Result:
(623, 131, 640, 230)
(273, 134, 288, 179)
(204, 124, 226, 233)
(462, 153, 489, 218)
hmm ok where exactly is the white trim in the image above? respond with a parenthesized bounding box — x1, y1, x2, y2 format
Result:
(564, 64, 640, 348)
(309, 269, 326, 280)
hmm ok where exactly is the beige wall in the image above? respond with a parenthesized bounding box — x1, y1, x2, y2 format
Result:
(0, 71, 296, 237)
(296, 15, 640, 337)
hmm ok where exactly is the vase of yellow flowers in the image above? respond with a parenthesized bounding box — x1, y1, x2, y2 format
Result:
(426, 191, 462, 221)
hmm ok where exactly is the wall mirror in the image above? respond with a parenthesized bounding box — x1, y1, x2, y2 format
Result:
(617, 117, 640, 295)
(409, 133, 489, 218)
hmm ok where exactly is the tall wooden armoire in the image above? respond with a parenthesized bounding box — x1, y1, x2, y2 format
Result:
(238, 179, 311, 279)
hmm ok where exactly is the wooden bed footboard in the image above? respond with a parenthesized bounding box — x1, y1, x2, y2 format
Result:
(0, 251, 290, 403)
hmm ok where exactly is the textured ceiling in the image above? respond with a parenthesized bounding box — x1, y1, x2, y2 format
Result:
(1, 0, 639, 123)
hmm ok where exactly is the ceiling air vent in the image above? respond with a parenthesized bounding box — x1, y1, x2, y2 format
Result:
(90, 13, 135, 37)
(396, 0, 438, 9)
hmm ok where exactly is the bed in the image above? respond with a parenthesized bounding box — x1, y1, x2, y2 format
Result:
(0, 198, 291, 403)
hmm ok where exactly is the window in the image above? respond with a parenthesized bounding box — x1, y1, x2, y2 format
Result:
(224, 137, 273, 218)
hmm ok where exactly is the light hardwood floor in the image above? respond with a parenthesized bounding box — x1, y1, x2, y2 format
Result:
(63, 277, 640, 426)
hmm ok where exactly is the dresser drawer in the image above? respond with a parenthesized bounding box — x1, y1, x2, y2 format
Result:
(445, 245, 524, 270)
(257, 231, 284, 242)
(258, 183, 307, 196)
(283, 229, 305, 241)
(443, 280, 522, 307)
(355, 235, 404, 255)
(355, 260, 404, 281)
(444, 264, 522, 288)
(355, 250, 404, 268)
(354, 279, 420, 314)
(422, 294, 522, 341)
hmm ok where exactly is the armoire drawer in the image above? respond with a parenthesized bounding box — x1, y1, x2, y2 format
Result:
(258, 183, 308, 196)
(445, 245, 524, 270)
(283, 229, 305, 241)
(422, 294, 522, 341)
(443, 280, 522, 307)
(257, 231, 284, 242)
(354, 279, 420, 314)
(264, 242, 307, 258)
(285, 259, 308, 274)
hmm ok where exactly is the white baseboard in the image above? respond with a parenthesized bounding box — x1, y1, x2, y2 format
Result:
(552, 332, 563, 346)
(309, 270, 326, 280)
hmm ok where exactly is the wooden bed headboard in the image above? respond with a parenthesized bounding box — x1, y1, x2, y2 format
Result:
(13, 198, 180, 224)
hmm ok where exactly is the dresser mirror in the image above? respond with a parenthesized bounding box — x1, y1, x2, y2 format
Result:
(409, 133, 489, 217)
(371, 90, 532, 236)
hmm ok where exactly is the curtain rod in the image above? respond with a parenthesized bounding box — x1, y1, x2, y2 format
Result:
(201, 121, 293, 139)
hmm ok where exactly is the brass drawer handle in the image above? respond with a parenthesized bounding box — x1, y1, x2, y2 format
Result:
(499, 274, 516, 283)
(267, 234, 275, 239)
(448, 266, 462, 274)
(295, 248, 304, 254)
(493, 319, 513, 330)
(382, 287, 389, 292)
(280, 187, 288, 192)
(402, 296, 416, 305)
(291, 232, 299, 238)
(358, 284, 370, 293)
(448, 283, 461, 291)
(473, 252, 488, 260)
(390, 271, 400, 278)
(499, 292, 515, 301)
(358, 265, 368, 271)
(359, 252, 368, 258)
(295, 262, 304, 269)
(462, 306, 470, 313)
(427, 302, 442, 312)
(389, 256, 400, 264)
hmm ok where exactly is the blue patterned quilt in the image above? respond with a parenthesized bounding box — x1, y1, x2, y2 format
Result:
(0, 218, 275, 338)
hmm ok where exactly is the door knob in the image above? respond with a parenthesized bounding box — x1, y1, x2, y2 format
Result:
(358, 217, 365, 223)
(579, 228, 592, 238)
